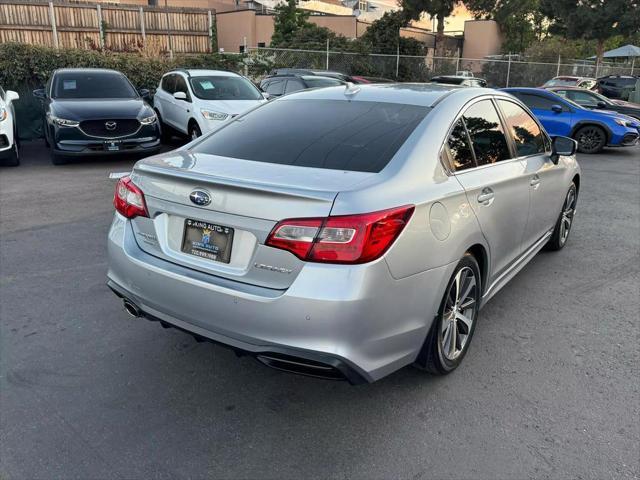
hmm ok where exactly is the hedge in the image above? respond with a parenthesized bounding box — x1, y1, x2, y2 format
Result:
(0, 42, 254, 139)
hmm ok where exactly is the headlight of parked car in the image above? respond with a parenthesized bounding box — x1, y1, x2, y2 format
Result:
(201, 109, 229, 121)
(0, 106, 7, 122)
(50, 115, 79, 127)
(613, 118, 634, 127)
(140, 113, 157, 125)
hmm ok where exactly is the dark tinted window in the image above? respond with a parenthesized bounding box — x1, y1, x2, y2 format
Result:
(264, 79, 284, 96)
(498, 100, 546, 157)
(303, 77, 343, 88)
(463, 100, 511, 166)
(174, 75, 189, 96)
(189, 75, 262, 100)
(53, 71, 137, 99)
(285, 79, 305, 94)
(447, 119, 475, 171)
(192, 99, 430, 172)
(512, 93, 568, 111)
(161, 74, 175, 94)
(0, 87, 4, 100)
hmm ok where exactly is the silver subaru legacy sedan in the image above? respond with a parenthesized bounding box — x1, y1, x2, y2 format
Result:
(107, 84, 580, 383)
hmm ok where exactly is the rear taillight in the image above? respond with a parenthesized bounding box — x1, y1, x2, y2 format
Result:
(266, 205, 414, 264)
(113, 176, 148, 219)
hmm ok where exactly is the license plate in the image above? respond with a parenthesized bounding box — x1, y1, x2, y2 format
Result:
(181, 219, 234, 264)
(105, 141, 120, 151)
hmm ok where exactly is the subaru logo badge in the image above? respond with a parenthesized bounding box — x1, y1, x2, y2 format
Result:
(105, 121, 117, 131)
(189, 190, 211, 206)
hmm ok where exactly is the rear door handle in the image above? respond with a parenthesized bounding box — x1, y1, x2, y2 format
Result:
(477, 188, 495, 205)
(530, 175, 541, 188)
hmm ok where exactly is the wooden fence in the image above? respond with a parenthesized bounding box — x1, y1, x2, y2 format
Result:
(0, 0, 215, 54)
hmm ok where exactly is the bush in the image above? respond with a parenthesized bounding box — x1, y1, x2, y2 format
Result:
(0, 42, 250, 139)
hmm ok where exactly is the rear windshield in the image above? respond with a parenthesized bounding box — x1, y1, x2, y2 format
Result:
(432, 77, 464, 85)
(543, 78, 579, 87)
(52, 71, 137, 99)
(189, 75, 263, 100)
(192, 99, 429, 173)
(302, 77, 344, 88)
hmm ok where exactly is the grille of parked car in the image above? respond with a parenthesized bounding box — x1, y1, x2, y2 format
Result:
(80, 119, 140, 138)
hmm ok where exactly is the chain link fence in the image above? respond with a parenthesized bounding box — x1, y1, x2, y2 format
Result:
(244, 47, 637, 88)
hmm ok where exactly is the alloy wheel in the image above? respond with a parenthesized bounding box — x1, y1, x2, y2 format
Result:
(577, 127, 604, 153)
(441, 267, 478, 361)
(559, 187, 577, 245)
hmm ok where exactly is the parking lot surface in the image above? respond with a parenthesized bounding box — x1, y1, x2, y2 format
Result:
(1, 141, 639, 479)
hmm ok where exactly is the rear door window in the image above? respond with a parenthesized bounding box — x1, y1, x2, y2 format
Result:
(514, 93, 569, 112)
(462, 99, 512, 166)
(284, 79, 305, 94)
(192, 99, 430, 173)
(446, 119, 476, 171)
(264, 79, 285, 96)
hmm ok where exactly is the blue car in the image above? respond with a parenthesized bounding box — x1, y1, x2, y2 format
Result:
(502, 87, 640, 154)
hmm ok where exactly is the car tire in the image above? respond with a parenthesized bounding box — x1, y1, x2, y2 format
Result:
(415, 253, 481, 375)
(188, 122, 202, 141)
(43, 120, 50, 147)
(545, 182, 578, 251)
(156, 109, 171, 143)
(3, 140, 20, 167)
(50, 148, 68, 165)
(574, 125, 606, 154)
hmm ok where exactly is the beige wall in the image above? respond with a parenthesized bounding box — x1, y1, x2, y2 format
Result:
(309, 16, 357, 39)
(216, 9, 255, 52)
(461, 19, 502, 59)
(255, 14, 274, 46)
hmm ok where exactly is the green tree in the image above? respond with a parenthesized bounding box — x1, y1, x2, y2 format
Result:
(271, 0, 311, 46)
(360, 10, 426, 55)
(540, 0, 640, 65)
(401, 0, 457, 55)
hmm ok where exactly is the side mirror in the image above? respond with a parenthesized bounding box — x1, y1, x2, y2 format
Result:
(138, 88, 151, 100)
(5, 90, 19, 103)
(33, 88, 46, 100)
(262, 92, 271, 100)
(551, 104, 563, 114)
(550, 135, 577, 163)
(596, 101, 607, 108)
(173, 91, 188, 101)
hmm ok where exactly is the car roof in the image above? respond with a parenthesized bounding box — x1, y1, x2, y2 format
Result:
(546, 86, 596, 91)
(54, 68, 123, 75)
(279, 83, 498, 107)
(171, 69, 239, 77)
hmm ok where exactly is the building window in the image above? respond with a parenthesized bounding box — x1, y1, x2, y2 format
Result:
(258, 42, 266, 48)
(358, 0, 367, 11)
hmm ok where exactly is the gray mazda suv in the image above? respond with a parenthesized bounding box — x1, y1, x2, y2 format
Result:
(107, 84, 580, 383)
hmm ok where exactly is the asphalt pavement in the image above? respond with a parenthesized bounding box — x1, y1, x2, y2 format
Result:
(1, 140, 639, 479)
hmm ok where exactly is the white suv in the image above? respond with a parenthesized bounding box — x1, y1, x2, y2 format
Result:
(154, 69, 267, 141)
(0, 86, 20, 166)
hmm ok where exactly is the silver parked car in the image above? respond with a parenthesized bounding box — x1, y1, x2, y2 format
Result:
(107, 84, 581, 383)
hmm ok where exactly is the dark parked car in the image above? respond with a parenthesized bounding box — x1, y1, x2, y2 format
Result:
(596, 75, 639, 100)
(430, 75, 487, 87)
(33, 68, 161, 165)
(260, 74, 345, 98)
(269, 68, 354, 82)
(546, 86, 640, 120)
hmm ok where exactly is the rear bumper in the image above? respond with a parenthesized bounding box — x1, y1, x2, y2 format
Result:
(107, 213, 454, 383)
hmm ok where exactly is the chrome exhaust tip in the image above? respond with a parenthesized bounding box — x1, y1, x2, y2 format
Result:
(123, 299, 141, 318)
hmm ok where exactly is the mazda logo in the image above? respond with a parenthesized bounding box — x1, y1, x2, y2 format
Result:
(105, 121, 117, 131)
(189, 190, 211, 206)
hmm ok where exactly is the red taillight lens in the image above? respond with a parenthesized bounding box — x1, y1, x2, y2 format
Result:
(266, 205, 414, 264)
(113, 176, 148, 219)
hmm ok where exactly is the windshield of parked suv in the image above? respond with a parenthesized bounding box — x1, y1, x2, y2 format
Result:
(192, 99, 430, 173)
(52, 71, 137, 99)
(189, 76, 263, 101)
